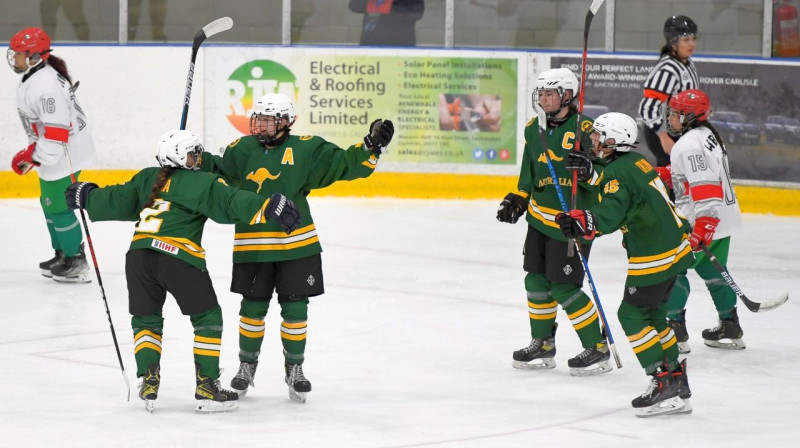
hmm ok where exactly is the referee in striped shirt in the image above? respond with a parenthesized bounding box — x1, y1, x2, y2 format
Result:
(639, 15, 699, 167)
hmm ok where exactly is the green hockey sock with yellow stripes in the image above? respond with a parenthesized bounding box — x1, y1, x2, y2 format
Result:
(191, 305, 223, 380)
(238, 298, 269, 363)
(525, 272, 556, 339)
(132, 313, 164, 377)
(553, 283, 602, 348)
(618, 301, 679, 372)
(280, 298, 309, 364)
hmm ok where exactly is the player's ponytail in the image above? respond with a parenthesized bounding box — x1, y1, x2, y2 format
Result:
(144, 167, 176, 209)
(46, 54, 73, 86)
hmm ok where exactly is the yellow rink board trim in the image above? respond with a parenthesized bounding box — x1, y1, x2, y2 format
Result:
(1, 170, 798, 216)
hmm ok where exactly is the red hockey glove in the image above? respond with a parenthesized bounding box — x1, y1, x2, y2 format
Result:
(689, 216, 719, 252)
(11, 143, 39, 175)
(654, 165, 673, 190)
(555, 209, 596, 240)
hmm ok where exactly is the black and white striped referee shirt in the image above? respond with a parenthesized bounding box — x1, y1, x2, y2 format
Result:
(638, 55, 699, 131)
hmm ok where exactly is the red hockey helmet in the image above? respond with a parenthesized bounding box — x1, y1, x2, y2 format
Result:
(665, 89, 711, 136)
(7, 27, 51, 74)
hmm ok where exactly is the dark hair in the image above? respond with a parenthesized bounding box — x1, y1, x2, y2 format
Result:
(703, 121, 727, 154)
(144, 167, 176, 209)
(46, 54, 72, 86)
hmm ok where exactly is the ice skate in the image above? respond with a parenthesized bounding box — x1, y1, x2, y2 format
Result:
(632, 366, 686, 418)
(285, 362, 311, 403)
(567, 342, 612, 377)
(671, 359, 692, 414)
(195, 368, 239, 413)
(39, 249, 64, 278)
(512, 325, 557, 370)
(230, 361, 257, 397)
(137, 364, 160, 413)
(51, 244, 91, 284)
(668, 309, 691, 354)
(702, 308, 745, 350)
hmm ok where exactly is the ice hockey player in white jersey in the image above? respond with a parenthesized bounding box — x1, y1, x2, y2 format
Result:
(654, 89, 745, 353)
(8, 26, 95, 283)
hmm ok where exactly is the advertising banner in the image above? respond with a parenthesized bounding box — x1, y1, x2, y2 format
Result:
(551, 56, 800, 182)
(205, 48, 518, 166)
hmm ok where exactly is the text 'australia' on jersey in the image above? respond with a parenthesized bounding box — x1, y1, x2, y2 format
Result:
(202, 134, 379, 263)
(589, 152, 694, 287)
(518, 113, 601, 241)
(83, 168, 273, 271)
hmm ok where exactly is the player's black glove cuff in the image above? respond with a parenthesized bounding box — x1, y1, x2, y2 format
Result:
(65, 182, 98, 210)
(266, 193, 302, 234)
(364, 119, 394, 155)
(566, 152, 594, 182)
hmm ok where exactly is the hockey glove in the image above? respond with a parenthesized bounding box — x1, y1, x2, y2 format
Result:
(555, 209, 596, 240)
(689, 216, 719, 252)
(496, 192, 528, 223)
(266, 193, 301, 234)
(654, 165, 673, 190)
(65, 182, 99, 210)
(565, 152, 594, 182)
(364, 119, 394, 155)
(11, 143, 40, 175)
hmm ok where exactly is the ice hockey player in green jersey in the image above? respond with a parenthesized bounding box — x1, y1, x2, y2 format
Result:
(63, 129, 301, 413)
(555, 112, 695, 417)
(497, 67, 610, 377)
(202, 92, 394, 403)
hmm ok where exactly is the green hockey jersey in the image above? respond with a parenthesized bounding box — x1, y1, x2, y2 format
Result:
(519, 113, 601, 241)
(589, 152, 695, 287)
(84, 167, 275, 271)
(203, 134, 378, 263)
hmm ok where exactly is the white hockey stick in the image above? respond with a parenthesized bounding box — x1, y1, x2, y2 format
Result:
(180, 17, 234, 129)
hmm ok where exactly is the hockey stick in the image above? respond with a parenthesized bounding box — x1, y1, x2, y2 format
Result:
(568, 0, 606, 257)
(179, 16, 234, 130)
(700, 244, 789, 313)
(534, 103, 622, 369)
(61, 144, 131, 401)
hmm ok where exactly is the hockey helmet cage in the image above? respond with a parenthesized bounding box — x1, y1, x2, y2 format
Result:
(250, 93, 297, 146)
(7, 27, 51, 74)
(156, 129, 204, 170)
(592, 112, 639, 151)
(665, 89, 710, 136)
(532, 67, 580, 110)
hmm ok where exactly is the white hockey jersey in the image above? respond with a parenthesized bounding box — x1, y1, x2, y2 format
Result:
(16, 63, 95, 181)
(670, 126, 742, 239)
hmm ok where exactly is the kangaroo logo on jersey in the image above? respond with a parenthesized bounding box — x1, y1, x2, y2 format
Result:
(226, 60, 298, 136)
(246, 168, 281, 193)
(537, 149, 564, 163)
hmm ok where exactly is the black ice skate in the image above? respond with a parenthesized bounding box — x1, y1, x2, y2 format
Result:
(512, 324, 557, 370)
(285, 362, 312, 403)
(39, 249, 64, 278)
(230, 361, 257, 397)
(138, 363, 160, 413)
(668, 309, 691, 354)
(632, 366, 686, 418)
(567, 342, 612, 377)
(671, 359, 692, 414)
(702, 308, 746, 350)
(51, 244, 91, 284)
(195, 367, 239, 413)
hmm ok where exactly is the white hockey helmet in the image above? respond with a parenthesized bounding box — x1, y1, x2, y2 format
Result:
(591, 112, 639, 151)
(250, 93, 296, 146)
(533, 67, 580, 110)
(156, 129, 203, 170)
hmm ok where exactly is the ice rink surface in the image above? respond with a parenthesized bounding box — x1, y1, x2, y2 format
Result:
(1, 197, 798, 447)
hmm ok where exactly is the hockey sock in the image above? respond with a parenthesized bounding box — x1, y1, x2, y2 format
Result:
(191, 305, 223, 380)
(618, 301, 675, 370)
(665, 271, 690, 320)
(42, 210, 60, 251)
(279, 298, 309, 364)
(132, 313, 164, 377)
(553, 282, 602, 347)
(695, 238, 736, 318)
(49, 210, 83, 257)
(238, 298, 269, 363)
(524, 272, 556, 339)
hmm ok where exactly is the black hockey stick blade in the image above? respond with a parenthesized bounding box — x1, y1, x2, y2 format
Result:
(192, 17, 233, 54)
(701, 244, 789, 313)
